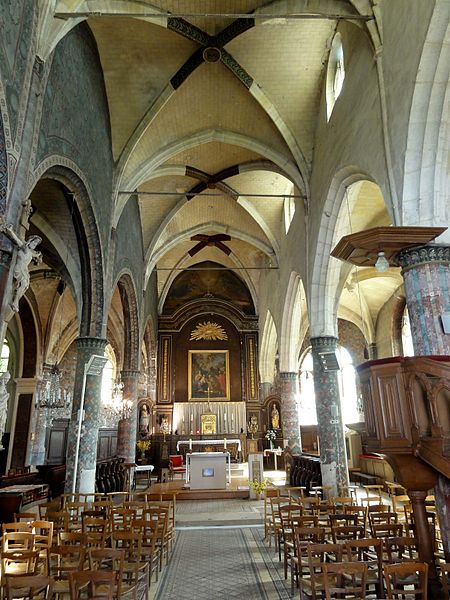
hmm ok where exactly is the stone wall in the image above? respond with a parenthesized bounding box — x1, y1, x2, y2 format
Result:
(37, 23, 113, 249)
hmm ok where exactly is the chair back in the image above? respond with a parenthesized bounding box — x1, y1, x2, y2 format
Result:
(69, 569, 115, 600)
(5, 574, 53, 600)
(323, 561, 367, 599)
(384, 561, 428, 600)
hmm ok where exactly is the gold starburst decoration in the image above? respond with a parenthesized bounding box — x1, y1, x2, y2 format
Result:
(190, 321, 228, 341)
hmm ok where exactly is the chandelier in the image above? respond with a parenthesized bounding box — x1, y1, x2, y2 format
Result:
(38, 363, 71, 410)
(104, 378, 132, 419)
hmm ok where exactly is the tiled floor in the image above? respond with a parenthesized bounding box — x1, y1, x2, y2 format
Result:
(150, 471, 290, 599)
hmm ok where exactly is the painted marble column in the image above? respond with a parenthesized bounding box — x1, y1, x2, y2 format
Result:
(279, 372, 301, 463)
(310, 336, 349, 497)
(116, 370, 139, 463)
(396, 245, 450, 355)
(435, 475, 450, 563)
(65, 337, 107, 494)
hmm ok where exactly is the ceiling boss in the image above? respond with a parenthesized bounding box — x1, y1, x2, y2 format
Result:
(190, 321, 228, 341)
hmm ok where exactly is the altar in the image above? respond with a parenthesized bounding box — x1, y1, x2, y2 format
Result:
(186, 452, 230, 489)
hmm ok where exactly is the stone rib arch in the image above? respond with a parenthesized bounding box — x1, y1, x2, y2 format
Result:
(309, 167, 378, 338)
(114, 270, 140, 371)
(279, 273, 307, 372)
(116, 128, 303, 225)
(29, 158, 105, 337)
(146, 221, 276, 281)
(403, 1, 450, 241)
(259, 310, 278, 384)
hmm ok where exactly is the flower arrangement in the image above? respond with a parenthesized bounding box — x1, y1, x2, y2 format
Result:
(136, 439, 151, 453)
(265, 430, 276, 442)
(249, 478, 269, 496)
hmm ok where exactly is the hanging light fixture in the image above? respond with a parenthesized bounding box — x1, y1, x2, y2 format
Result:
(103, 376, 132, 420)
(375, 250, 390, 272)
(38, 193, 76, 412)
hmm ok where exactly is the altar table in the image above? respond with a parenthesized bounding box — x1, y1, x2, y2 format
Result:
(177, 438, 241, 452)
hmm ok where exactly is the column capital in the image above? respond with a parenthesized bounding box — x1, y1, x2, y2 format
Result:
(310, 336, 338, 352)
(76, 337, 108, 352)
(121, 369, 140, 380)
(279, 371, 298, 381)
(395, 244, 450, 272)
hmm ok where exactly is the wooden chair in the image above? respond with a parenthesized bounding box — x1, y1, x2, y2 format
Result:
(346, 538, 384, 598)
(13, 513, 36, 523)
(386, 536, 419, 563)
(278, 503, 303, 570)
(38, 502, 61, 521)
(68, 570, 115, 600)
(323, 561, 368, 599)
(5, 574, 54, 600)
(383, 561, 428, 600)
(2, 523, 33, 535)
(369, 510, 398, 535)
(45, 512, 69, 539)
(130, 519, 159, 589)
(344, 505, 368, 532)
(263, 487, 280, 544)
(112, 530, 149, 598)
(88, 548, 136, 600)
(57, 532, 87, 546)
(301, 543, 343, 600)
(49, 545, 86, 598)
(291, 527, 326, 593)
(82, 516, 110, 549)
(31, 521, 54, 575)
(1, 551, 40, 581)
(331, 525, 365, 544)
(2, 532, 35, 553)
(329, 513, 357, 528)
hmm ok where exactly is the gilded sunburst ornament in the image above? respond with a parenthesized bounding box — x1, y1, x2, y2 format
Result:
(190, 321, 228, 341)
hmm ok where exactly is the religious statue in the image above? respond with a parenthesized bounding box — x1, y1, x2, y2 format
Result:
(271, 404, 280, 429)
(247, 414, 258, 439)
(139, 404, 150, 435)
(160, 416, 170, 435)
(0, 371, 10, 450)
(0, 219, 42, 312)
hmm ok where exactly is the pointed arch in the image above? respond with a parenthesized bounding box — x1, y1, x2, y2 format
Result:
(279, 273, 307, 372)
(259, 310, 278, 384)
(115, 271, 140, 371)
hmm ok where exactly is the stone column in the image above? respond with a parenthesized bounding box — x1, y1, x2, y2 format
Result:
(279, 372, 301, 459)
(396, 245, 450, 355)
(65, 337, 107, 494)
(310, 336, 349, 497)
(116, 370, 139, 463)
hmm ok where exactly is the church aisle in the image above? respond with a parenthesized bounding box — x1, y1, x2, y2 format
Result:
(151, 526, 291, 600)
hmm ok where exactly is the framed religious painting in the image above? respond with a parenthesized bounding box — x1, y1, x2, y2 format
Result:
(188, 350, 230, 401)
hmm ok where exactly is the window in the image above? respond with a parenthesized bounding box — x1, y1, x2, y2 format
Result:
(0, 341, 10, 374)
(298, 345, 361, 426)
(326, 33, 345, 121)
(401, 307, 414, 356)
(284, 195, 296, 234)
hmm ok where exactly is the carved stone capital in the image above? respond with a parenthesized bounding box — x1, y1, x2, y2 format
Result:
(395, 244, 450, 272)
(310, 336, 338, 353)
(76, 337, 108, 352)
(279, 372, 298, 381)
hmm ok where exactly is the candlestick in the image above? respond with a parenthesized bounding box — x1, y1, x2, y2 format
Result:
(189, 438, 192, 450)
(224, 412, 227, 420)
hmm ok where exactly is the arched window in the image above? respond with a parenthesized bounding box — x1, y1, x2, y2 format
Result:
(298, 345, 361, 426)
(101, 345, 117, 407)
(401, 306, 414, 356)
(0, 341, 10, 374)
(326, 33, 345, 121)
(284, 195, 296, 234)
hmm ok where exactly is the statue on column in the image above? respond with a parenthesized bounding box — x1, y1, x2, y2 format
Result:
(271, 403, 280, 429)
(0, 371, 10, 450)
(0, 218, 42, 312)
(139, 403, 150, 436)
